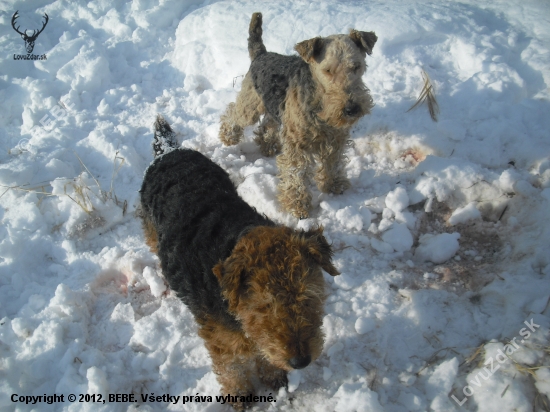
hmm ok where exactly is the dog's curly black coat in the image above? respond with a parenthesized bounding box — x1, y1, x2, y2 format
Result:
(140, 117, 274, 330)
(250, 53, 309, 123)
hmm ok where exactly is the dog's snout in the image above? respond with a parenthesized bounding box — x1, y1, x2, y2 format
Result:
(288, 355, 311, 370)
(344, 102, 361, 117)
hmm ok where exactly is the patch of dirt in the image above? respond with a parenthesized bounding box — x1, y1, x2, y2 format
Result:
(394, 200, 506, 293)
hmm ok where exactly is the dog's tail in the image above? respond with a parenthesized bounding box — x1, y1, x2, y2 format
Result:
(248, 12, 266, 61)
(152, 114, 178, 158)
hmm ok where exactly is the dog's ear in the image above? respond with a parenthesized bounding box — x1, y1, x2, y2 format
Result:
(213, 255, 247, 312)
(303, 227, 339, 276)
(349, 30, 377, 56)
(295, 37, 324, 62)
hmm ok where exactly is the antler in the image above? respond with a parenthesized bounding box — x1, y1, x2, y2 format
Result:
(33, 13, 49, 39)
(11, 11, 24, 36)
(11, 11, 49, 40)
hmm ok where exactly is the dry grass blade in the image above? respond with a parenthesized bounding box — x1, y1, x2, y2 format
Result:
(407, 69, 440, 122)
(529, 373, 550, 412)
(415, 347, 458, 376)
(0, 184, 54, 198)
(0, 186, 10, 199)
(500, 384, 510, 397)
(1, 152, 127, 216)
(109, 151, 125, 199)
(510, 359, 549, 377)
(0, 183, 59, 207)
(64, 179, 93, 214)
(0, 179, 93, 214)
(74, 150, 105, 200)
(116, 196, 128, 216)
(463, 343, 486, 366)
(535, 388, 550, 412)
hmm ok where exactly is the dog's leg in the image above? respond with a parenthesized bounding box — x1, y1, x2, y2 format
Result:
(276, 87, 318, 218)
(255, 356, 288, 390)
(277, 142, 313, 219)
(198, 318, 255, 410)
(219, 72, 264, 147)
(314, 131, 351, 195)
(140, 212, 159, 254)
(253, 114, 280, 157)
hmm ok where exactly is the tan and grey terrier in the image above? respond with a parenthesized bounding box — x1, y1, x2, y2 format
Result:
(219, 12, 377, 218)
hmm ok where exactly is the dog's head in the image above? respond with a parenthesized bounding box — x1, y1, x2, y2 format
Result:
(212, 226, 339, 371)
(295, 30, 377, 128)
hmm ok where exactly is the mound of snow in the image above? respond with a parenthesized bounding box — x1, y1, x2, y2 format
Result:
(385, 186, 409, 213)
(142, 267, 166, 298)
(335, 206, 364, 231)
(355, 317, 376, 335)
(334, 380, 384, 412)
(448, 202, 481, 225)
(415, 233, 461, 264)
(381, 223, 414, 252)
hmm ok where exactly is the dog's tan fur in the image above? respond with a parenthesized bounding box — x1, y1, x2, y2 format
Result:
(205, 226, 337, 408)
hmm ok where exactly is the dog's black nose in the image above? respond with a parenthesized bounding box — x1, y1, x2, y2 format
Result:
(344, 102, 361, 117)
(289, 355, 311, 369)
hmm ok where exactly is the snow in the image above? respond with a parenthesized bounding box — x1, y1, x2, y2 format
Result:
(354, 317, 376, 335)
(142, 267, 166, 298)
(287, 370, 302, 394)
(334, 380, 384, 412)
(381, 223, 414, 253)
(414, 232, 461, 264)
(1, 0, 550, 411)
(425, 357, 459, 411)
(448, 202, 481, 225)
(385, 186, 409, 214)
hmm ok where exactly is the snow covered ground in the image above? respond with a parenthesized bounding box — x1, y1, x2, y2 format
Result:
(1, 0, 550, 410)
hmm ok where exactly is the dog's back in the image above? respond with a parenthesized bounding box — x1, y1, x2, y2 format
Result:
(140, 117, 273, 327)
(250, 52, 308, 122)
(247, 12, 313, 123)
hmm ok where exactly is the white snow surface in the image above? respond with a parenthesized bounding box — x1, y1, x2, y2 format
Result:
(1, 0, 550, 411)
(415, 232, 461, 264)
(448, 202, 481, 226)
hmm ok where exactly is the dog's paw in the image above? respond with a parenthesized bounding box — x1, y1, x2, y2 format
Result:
(254, 137, 281, 157)
(253, 128, 281, 157)
(222, 390, 254, 411)
(290, 203, 310, 219)
(232, 399, 253, 411)
(278, 185, 311, 219)
(319, 177, 351, 195)
(259, 368, 288, 390)
(258, 142, 281, 157)
(219, 124, 243, 146)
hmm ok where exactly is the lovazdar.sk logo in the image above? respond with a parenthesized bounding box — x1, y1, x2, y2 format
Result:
(12, 10, 48, 60)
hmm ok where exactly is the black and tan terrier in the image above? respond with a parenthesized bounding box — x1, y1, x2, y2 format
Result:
(140, 115, 339, 410)
(219, 12, 377, 219)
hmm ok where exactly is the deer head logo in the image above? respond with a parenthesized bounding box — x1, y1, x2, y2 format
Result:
(12, 11, 49, 54)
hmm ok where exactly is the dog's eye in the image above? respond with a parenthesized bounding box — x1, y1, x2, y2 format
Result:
(353, 65, 361, 73)
(324, 68, 332, 75)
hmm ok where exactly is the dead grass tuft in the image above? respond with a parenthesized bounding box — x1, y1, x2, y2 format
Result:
(1, 151, 126, 215)
(407, 69, 439, 122)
